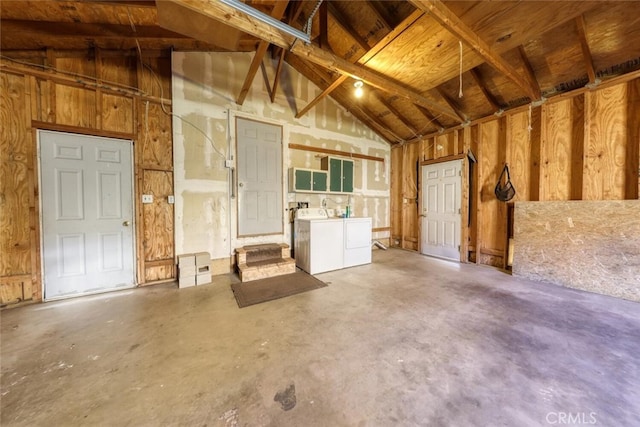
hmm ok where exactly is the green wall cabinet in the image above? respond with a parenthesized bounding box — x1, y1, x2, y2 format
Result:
(321, 156, 354, 193)
(289, 168, 328, 193)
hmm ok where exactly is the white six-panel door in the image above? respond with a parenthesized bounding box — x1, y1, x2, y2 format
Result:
(421, 159, 462, 261)
(236, 118, 283, 236)
(39, 131, 135, 299)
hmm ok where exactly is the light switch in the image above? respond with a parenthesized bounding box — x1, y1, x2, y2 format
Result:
(142, 194, 153, 203)
(168, 195, 175, 204)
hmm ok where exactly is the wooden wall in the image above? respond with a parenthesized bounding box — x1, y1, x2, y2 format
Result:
(390, 75, 640, 269)
(0, 49, 174, 306)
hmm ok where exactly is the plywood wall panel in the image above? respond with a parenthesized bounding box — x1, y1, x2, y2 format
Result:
(583, 84, 628, 200)
(540, 99, 573, 201)
(142, 170, 175, 264)
(477, 119, 506, 266)
(140, 101, 172, 170)
(627, 79, 640, 199)
(144, 265, 175, 283)
(101, 94, 134, 134)
(0, 73, 32, 276)
(100, 56, 137, 88)
(55, 85, 96, 128)
(402, 142, 419, 250)
(506, 110, 532, 201)
(0, 275, 32, 305)
(390, 146, 402, 245)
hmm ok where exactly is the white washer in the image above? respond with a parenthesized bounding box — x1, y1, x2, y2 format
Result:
(294, 208, 344, 274)
(344, 217, 372, 268)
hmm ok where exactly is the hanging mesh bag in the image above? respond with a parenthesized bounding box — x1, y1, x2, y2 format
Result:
(494, 164, 516, 202)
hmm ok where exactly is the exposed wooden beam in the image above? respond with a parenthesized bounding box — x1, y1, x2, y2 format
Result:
(156, 1, 243, 50)
(517, 46, 542, 99)
(236, 0, 289, 105)
(289, 144, 385, 162)
(375, 94, 421, 137)
(410, 0, 541, 101)
(327, 2, 369, 51)
(2, 19, 188, 40)
(415, 105, 445, 130)
(319, 1, 329, 50)
(367, 0, 393, 32)
(436, 88, 467, 122)
(469, 67, 502, 111)
(270, 47, 286, 103)
(169, 0, 460, 122)
(575, 14, 597, 84)
(286, 55, 401, 143)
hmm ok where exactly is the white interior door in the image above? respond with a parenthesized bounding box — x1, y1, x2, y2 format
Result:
(39, 131, 135, 300)
(421, 159, 462, 260)
(236, 118, 283, 236)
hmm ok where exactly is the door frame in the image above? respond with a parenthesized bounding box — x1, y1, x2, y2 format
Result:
(233, 115, 286, 240)
(418, 156, 465, 261)
(37, 129, 137, 301)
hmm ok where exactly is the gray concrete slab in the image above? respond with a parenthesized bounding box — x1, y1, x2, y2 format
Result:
(2, 249, 639, 426)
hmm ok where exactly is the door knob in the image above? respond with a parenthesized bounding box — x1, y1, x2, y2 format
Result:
(123, 221, 131, 226)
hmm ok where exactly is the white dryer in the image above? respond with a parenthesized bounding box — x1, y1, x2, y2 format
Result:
(294, 208, 344, 274)
(344, 217, 372, 268)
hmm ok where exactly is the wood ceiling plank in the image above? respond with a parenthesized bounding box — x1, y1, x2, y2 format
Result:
(326, 2, 370, 51)
(575, 14, 597, 84)
(236, 0, 288, 105)
(410, 0, 540, 100)
(156, 0, 243, 50)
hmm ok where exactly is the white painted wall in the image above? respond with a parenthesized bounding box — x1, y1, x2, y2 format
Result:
(172, 52, 390, 268)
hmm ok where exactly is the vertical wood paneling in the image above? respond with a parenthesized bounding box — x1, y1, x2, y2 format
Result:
(140, 101, 172, 170)
(102, 94, 134, 133)
(142, 170, 175, 282)
(478, 119, 506, 267)
(390, 146, 402, 245)
(402, 142, 419, 250)
(529, 106, 542, 201)
(583, 84, 628, 200)
(0, 73, 31, 277)
(506, 110, 532, 201)
(541, 99, 573, 200)
(627, 79, 640, 199)
(55, 86, 97, 128)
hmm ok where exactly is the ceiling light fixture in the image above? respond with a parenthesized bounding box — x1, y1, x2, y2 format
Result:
(354, 80, 364, 98)
(218, 0, 311, 44)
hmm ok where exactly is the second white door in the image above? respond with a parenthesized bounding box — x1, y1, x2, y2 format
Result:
(40, 130, 135, 300)
(421, 159, 462, 260)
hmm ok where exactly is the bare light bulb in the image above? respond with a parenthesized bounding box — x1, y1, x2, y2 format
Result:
(354, 80, 364, 98)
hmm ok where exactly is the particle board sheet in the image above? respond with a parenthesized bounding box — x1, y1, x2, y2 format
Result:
(512, 200, 640, 302)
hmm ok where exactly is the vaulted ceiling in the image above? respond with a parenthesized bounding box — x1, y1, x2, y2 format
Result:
(2, 0, 640, 144)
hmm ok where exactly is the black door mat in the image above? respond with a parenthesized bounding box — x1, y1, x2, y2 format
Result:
(231, 271, 327, 308)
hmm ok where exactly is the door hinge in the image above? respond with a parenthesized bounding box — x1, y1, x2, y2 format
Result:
(458, 208, 461, 214)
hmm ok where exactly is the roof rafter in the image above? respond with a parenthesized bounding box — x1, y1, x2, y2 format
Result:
(575, 14, 597, 84)
(167, 0, 460, 122)
(517, 46, 541, 99)
(375, 94, 422, 138)
(236, 0, 288, 105)
(469, 67, 502, 111)
(410, 0, 541, 101)
(415, 105, 445, 130)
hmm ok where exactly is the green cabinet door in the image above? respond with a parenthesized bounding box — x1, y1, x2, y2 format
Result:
(342, 159, 354, 193)
(329, 158, 342, 192)
(294, 169, 312, 191)
(312, 170, 328, 192)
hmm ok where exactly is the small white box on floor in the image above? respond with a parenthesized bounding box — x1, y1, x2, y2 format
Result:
(196, 273, 212, 286)
(179, 275, 196, 288)
(195, 252, 210, 267)
(196, 264, 210, 274)
(178, 254, 195, 266)
(179, 265, 197, 277)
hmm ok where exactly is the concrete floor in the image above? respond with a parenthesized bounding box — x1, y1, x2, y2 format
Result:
(1, 249, 639, 426)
